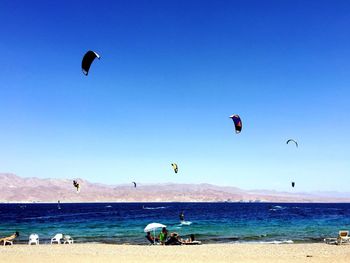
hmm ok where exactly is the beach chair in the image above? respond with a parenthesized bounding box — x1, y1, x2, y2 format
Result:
(0, 232, 19, 246)
(63, 235, 74, 244)
(51, 233, 63, 244)
(324, 237, 337, 245)
(28, 233, 39, 245)
(337, 231, 350, 245)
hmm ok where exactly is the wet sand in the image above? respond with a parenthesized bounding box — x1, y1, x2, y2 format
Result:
(1, 243, 349, 263)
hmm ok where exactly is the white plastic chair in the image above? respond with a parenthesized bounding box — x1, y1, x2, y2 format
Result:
(63, 235, 74, 244)
(51, 233, 63, 244)
(28, 233, 39, 245)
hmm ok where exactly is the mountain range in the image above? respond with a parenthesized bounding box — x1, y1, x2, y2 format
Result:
(1, 173, 349, 203)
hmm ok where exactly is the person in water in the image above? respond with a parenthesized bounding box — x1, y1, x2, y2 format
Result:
(179, 211, 185, 221)
(159, 227, 168, 245)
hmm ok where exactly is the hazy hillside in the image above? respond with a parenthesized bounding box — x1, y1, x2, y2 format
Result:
(0, 173, 349, 203)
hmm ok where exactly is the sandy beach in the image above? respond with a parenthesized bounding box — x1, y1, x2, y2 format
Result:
(1, 243, 349, 263)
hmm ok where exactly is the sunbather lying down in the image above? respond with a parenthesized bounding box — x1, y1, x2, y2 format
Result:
(182, 234, 201, 245)
(0, 232, 19, 245)
(165, 233, 201, 245)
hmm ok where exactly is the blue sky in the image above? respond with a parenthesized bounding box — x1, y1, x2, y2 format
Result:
(0, 0, 349, 191)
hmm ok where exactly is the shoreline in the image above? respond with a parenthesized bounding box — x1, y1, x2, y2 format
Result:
(1, 243, 350, 263)
(10, 240, 325, 245)
(3, 201, 350, 204)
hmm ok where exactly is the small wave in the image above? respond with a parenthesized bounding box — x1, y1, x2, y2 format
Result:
(179, 221, 192, 226)
(272, 205, 286, 209)
(256, 240, 293, 244)
(241, 234, 269, 241)
(142, 206, 168, 210)
(235, 240, 293, 244)
(105, 205, 112, 208)
(269, 205, 287, 211)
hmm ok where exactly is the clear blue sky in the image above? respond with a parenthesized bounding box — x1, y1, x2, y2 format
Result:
(0, 0, 349, 192)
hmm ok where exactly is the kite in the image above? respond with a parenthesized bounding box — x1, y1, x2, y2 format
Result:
(82, 50, 100, 76)
(73, 180, 80, 193)
(171, 163, 178, 173)
(286, 139, 298, 148)
(229, 114, 242, 134)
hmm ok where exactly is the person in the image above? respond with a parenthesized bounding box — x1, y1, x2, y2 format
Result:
(159, 227, 168, 245)
(165, 232, 183, 245)
(184, 234, 195, 243)
(179, 211, 185, 221)
(145, 232, 159, 244)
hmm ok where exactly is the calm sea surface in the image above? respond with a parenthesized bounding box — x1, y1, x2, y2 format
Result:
(1, 202, 350, 244)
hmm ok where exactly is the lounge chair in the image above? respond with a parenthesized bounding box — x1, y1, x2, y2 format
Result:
(324, 237, 337, 245)
(63, 235, 74, 244)
(28, 234, 39, 245)
(51, 233, 63, 244)
(337, 231, 350, 245)
(0, 232, 19, 246)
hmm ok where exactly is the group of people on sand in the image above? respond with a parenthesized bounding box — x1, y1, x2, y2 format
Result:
(146, 227, 195, 245)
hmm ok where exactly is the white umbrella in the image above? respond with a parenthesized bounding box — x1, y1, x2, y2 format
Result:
(144, 223, 166, 244)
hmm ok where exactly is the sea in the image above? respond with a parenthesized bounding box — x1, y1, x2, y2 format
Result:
(1, 202, 350, 245)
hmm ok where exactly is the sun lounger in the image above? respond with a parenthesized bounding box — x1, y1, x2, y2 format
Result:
(337, 231, 350, 245)
(324, 237, 337, 245)
(51, 233, 63, 244)
(0, 232, 19, 246)
(63, 235, 74, 244)
(28, 233, 39, 245)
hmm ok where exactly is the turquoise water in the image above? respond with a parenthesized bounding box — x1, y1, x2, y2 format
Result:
(1, 203, 350, 244)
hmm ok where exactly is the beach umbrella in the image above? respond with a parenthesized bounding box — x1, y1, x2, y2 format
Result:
(144, 223, 166, 244)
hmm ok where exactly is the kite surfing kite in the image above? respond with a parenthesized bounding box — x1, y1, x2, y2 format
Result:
(286, 140, 298, 189)
(229, 114, 242, 134)
(132, 182, 137, 188)
(171, 163, 178, 174)
(73, 180, 80, 193)
(286, 139, 298, 148)
(82, 50, 100, 76)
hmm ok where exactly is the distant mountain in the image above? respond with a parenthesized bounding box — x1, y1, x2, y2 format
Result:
(0, 173, 349, 203)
